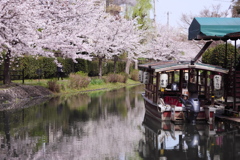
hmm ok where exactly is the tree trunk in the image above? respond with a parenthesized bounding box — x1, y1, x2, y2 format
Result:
(125, 58, 131, 74)
(113, 56, 118, 74)
(134, 60, 138, 70)
(98, 57, 103, 79)
(3, 50, 11, 84)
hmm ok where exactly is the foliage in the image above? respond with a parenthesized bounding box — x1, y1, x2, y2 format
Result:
(19, 56, 40, 79)
(105, 73, 128, 83)
(1, 55, 131, 79)
(129, 0, 152, 29)
(56, 58, 74, 75)
(76, 71, 88, 77)
(41, 57, 56, 78)
(87, 60, 99, 77)
(74, 59, 89, 73)
(47, 79, 60, 93)
(202, 43, 239, 68)
(119, 72, 129, 83)
(130, 69, 139, 81)
(18, 56, 58, 79)
(105, 74, 118, 83)
(90, 78, 105, 85)
(69, 73, 91, 89)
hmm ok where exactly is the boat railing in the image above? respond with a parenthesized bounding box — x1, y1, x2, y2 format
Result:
(145, 84, 158, 103)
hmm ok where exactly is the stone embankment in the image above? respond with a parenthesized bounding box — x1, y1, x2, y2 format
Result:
(0, 83, 52, 110)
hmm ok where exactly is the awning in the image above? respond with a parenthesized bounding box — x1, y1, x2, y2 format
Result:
(188, 17, 240, 40)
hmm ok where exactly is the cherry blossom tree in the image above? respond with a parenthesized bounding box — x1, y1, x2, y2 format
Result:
(140, 25, 199, 61)
(118, 19, 145, 74)
(38, 0, 146, 78)
(2, 0, 178, 84)
(0, 0, 104, 83)
(35, 0, 102, 60)
(81, 13, 144, 77)
(0, 0, 146, 83)
(0, 0, 47, 84)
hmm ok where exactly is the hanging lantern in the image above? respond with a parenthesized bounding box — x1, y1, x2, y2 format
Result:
(184, 72, 188, 81)
(143, 72, 149, 84)
(213, 75, 222, 90)
(160, 73, 168, 88)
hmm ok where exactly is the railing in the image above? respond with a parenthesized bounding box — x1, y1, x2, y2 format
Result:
(0, 69, 25, 84)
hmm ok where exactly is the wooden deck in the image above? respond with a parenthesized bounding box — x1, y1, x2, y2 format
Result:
(216, 115, 240, 124)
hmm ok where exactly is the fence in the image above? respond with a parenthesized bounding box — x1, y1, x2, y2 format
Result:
(0, 69, 25, 84)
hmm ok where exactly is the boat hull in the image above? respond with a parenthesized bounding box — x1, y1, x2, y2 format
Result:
(144, 97, 171, 120)
(142, 94, 219, 124)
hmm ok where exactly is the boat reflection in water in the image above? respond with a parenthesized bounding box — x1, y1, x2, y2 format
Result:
(139, 113, 240, 160)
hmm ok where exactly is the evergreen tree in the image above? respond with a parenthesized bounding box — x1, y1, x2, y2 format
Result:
(202, 43, 239, 69)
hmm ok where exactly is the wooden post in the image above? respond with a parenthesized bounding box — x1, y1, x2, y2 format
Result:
(211, 71, 214, 105)
(204, 71, 208, 99)
(196, 69, 199, 94)
(224, 41, 228, 104)
(179, 70, 183, 94)
(234, 40, 237, 111)
(156, 72, 160, 103)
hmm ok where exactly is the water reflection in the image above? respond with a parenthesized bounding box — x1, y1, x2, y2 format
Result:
(2, 84, 240, 160)
(0, 85, 145, 160)
(139, 113, 240, 160)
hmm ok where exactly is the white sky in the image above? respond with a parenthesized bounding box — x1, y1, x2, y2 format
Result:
(154, 0, 232, 27)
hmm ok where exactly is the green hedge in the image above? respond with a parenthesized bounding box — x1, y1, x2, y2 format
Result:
(0, 56, 130, 79)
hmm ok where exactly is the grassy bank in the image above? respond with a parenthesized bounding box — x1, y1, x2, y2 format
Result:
(9, 77, 141, 95)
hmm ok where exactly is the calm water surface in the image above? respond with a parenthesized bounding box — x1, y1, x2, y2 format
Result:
(0, 85, 240, 160)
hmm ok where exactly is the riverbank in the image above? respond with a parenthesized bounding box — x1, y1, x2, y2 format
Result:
(0, 78, 141, 110)
(0, 83, 52, 110)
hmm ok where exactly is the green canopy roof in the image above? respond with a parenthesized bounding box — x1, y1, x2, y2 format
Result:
(188, 17, 240, 40)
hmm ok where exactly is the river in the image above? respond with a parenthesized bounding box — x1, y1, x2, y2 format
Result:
(0, 85, 240, 160)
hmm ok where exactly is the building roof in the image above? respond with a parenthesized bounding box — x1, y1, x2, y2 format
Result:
(188, 17, 240, 40)
(138, 61, 229, 74)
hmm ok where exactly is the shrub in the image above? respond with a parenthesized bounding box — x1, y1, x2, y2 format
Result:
(69, 73, 90, 89)
(47, 79, 60, 93)
(106, 74, 118, 83)
(76, 71, 88, 77)
(130, 69, 139, 81)
(90, 78, 105, 85)
(118, 72, 128, 83)
(106, 73, 128, 83)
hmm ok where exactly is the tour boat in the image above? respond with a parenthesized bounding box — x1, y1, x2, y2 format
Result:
(138, 60, 229, 124)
